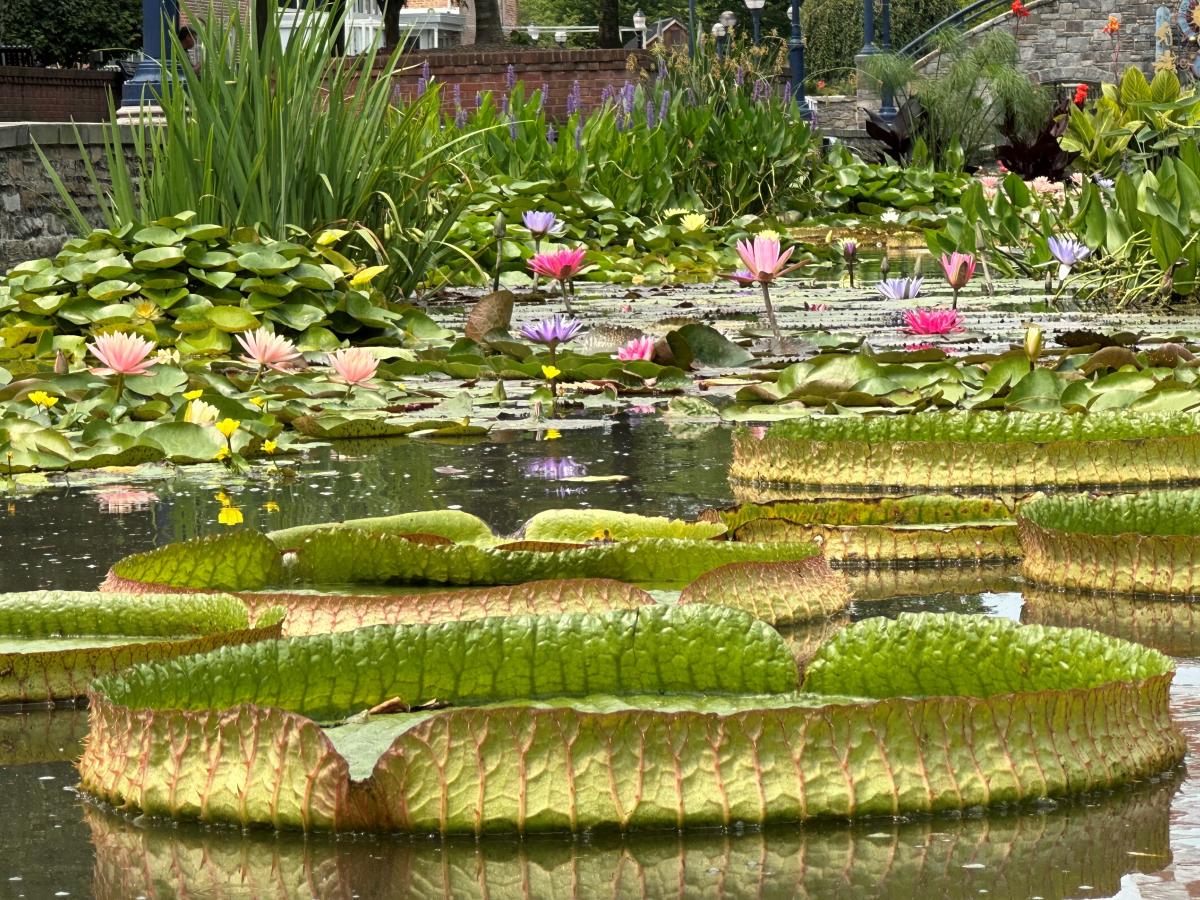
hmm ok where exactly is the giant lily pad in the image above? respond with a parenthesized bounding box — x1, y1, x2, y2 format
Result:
(0, 592, 282, 703)
(84, 773, 1177, 899)
(731, 411, 1200, 491)
(1019, 490, 1200, 596)
(704, 496, 1019, 564)
(80, 611, 1182, 832)
(1022, 587, 1200, 657)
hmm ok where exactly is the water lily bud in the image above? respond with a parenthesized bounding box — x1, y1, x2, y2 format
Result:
(879, 255, 890, 277)
(54, 350, 68, 374)
(1024, 324, 1043, 361)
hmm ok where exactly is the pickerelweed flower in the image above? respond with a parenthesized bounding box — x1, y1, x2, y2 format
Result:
(876, 277, 923, 300)
(721, 235, 804, 340)
(235, 327, 300, 378)
(328, 347, 379, 393)
(616, 336, 655, 361)
(843, 239, 858, 287)
(529, 248, 587, 312)
(88, 332, 156, 377)
(1047, 235, 1091, 281)
(939, 252, 977, 309)
(903, 308, 966, 336)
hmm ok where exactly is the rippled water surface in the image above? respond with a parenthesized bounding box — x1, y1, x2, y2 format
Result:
(2, 419, 1199, 898)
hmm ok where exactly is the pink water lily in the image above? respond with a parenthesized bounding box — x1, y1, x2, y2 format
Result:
(616, 336, 656, 361)
(530, 247, 587, 312)
(722, 236, 805, 341)
(327, 347, 379, 392)
(939, 252, 976, 309)
(236, 327, 301, 373)
(87, 332, 156, 377)
(903, 308, 965, 336)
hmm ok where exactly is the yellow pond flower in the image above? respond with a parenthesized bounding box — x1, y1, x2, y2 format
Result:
(262, 439, 278, 454)
(218, 506, 244, 526)
(249, 396, 267, 408)
(214, 491, 232, 505)
(28, 391, 58, 409)
(544, 428, 562, 440)
(262, 501, 280, 513)
(183, 389, 203, 401)
(541, 364, 562, 380)
(680, 213, 707, 232)
(215, 418, 240, 439)
(214, 447, 231, 462)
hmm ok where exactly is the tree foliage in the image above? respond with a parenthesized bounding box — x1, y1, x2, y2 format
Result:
(0, 0, 142, 67)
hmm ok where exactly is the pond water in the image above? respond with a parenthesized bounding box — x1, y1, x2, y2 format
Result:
(1, 419, 1199, 898)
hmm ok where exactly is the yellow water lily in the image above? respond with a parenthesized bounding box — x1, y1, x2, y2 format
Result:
(215, 418, 240, 439)
(262, 439, 277, 454)
(28, 391, 58, 409)
(541, 365, 562, 380)
(680, 213, 707, 232)
(218, 506, 244, 526)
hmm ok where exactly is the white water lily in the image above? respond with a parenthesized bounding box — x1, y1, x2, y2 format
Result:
(184, 399, 220, 426)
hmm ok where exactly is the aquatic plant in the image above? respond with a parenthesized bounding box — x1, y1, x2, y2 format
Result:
(903, 307, 965, 335)
(79, 611, 1182, 832)
(235, 327, 301, 381)
(1047, 235, 1091, 281)
(939, 252, 976, 309)
(720, 235, 804, 341)
(842, 239, 857, 287)
(327, 348, 379, 394)
(519, 315, 583, 370)
(877, 276, 923, 300)
(529, 248, 587, 312)
(616, 336, 656, 361)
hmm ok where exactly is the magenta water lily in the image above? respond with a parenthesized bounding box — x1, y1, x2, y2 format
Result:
(529, 248, 587, 313)
(903, 307, 966, 336)
(616, 335, 655, 362)
(843, 239, 858, 288)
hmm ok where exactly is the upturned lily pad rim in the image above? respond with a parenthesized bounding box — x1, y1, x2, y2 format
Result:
(1019, 490, 1200, 538)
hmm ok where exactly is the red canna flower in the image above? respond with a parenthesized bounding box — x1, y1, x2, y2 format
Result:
(1073, 83, 1089, 105)
(1102, 14, 1120, 34)
(1011, 0, 1030, 17)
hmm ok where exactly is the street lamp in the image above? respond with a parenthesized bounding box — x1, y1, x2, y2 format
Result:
(712, 21, 727, 58)
(719, 9, 736, 48)
(786, 0, 812, 121)
(633, 9, 647, 49)
(554, 29, 567, 46)
(743, 0, 765, 45)
(879, 0, 897, 120)
(527, 24, 540, 42)
(688, 0, 697, 58)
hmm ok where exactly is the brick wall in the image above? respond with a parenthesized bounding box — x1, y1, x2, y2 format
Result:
(389, 48, 649, 119)
(0, 68, 123, 123)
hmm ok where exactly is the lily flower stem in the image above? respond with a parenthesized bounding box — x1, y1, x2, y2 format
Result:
(760, 282, 783, 342)
(112, 374, 126, 422)
(559, 278, 573, 314)
(248, 367, 264, 392)
(847, 260, 855, 288)
(532, 238, 541, 291)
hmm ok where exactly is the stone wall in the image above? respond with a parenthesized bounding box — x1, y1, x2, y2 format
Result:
(388, 48, 650, 119)
(913, 0, 1158, 84)
(0, 68, 124, 123)
(0, 123, 129, 271)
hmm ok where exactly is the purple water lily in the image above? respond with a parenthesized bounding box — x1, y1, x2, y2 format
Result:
(523, 211, 561, 240)
(524, 456, 588, 480)
(1048, 235, 1091, 281)
(876, 277, 923, 300)
(520, 314, 583, 348)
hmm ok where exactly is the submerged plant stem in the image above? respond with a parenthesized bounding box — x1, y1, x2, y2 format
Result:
(761, 283, 782, 341)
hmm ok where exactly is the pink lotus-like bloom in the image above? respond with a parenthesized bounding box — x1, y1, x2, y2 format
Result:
(88, 332, 156, 377)
(616, 336, 655, 361)
(733, 236, 803, 284)
(327, 347, 379, 387)
(236, 327, 301, 372)
(903, 308, 965, 336)
(940, 252, 977, 309)
(530, 247, 587, 283)
(97, 488, 159, 515)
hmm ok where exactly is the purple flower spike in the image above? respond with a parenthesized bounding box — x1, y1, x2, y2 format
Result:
(506, 64, 516, 90)
(519, 314, 584, 348)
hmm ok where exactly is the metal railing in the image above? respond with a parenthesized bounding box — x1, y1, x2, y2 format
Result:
(899, 0, 1013, 59)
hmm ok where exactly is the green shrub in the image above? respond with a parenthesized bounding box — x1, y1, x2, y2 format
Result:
(801, 0, 962, 84)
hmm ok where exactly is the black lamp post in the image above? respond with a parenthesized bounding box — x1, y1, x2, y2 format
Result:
(879, 0, 897, 120)
(713, 21, 727, 58)
(744, 0, 765, 45)
(787, 1, 812, 121)
(688, 0, 697, 57)
(860, 0, 877, 55)
(122, 0, 179, 107)
(633, 9, 647, 48)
